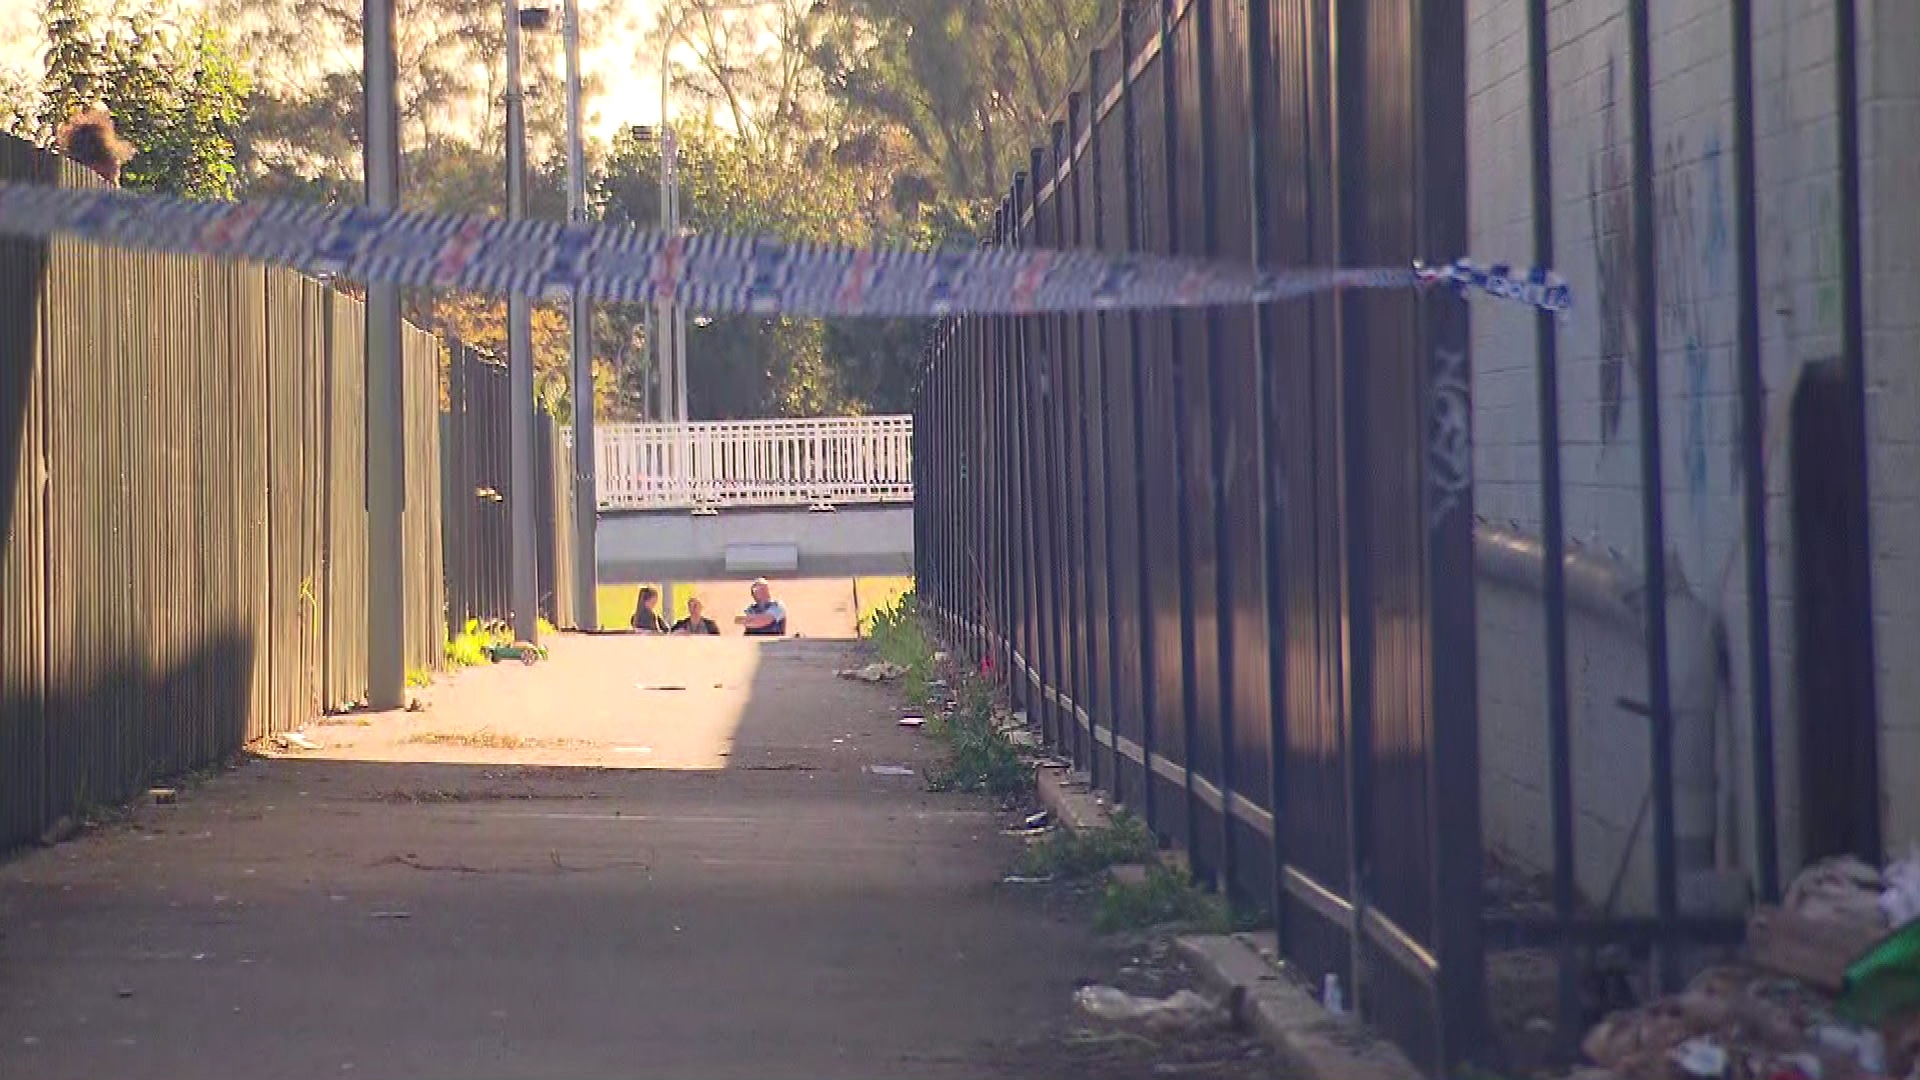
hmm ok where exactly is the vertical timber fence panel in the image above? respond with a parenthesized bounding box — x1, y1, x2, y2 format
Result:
(0, 138, 50, 847)
(0, 135, 454, 853)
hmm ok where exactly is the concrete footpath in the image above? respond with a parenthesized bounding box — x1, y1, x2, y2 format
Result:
(0, 624, 1118, 1080)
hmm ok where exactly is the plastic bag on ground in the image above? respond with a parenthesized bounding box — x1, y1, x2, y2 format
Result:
(836, 661, 907, 682)
(1074, 985, 1222, 1033)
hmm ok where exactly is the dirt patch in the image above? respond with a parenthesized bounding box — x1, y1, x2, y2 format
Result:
(401, 731, 594, 751)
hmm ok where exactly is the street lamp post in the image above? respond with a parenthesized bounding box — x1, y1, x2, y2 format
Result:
(504, 0, 540, 643)
(363, 0, 407, 709)
(560, 0, 598, 631)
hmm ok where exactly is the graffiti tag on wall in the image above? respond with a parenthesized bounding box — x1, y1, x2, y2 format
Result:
(1585, 52, 1731, 528)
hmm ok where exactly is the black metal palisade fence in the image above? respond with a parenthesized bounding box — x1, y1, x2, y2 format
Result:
(915, 0, 1484, 1068)
(910, 0, 1870, 1071)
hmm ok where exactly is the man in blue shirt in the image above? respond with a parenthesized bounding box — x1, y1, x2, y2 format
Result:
(735, 578, 788, 636)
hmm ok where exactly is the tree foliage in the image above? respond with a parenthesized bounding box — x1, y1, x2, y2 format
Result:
(804, 0, 1116, 199)
(2, 0, 1103, 420)
(13, 0, 252, 199)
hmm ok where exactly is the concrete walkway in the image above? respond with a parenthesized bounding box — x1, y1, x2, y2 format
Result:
(0, 621, 1117, 1079)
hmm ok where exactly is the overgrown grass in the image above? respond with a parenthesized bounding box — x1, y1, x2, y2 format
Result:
(924, 672, 1032, 797)
(445, 618, 511, 667)
(861, 588, 939, 706)
(1012, 811, 1158, 879)
(854, 576, 915, 629)
(864, 589, 1034, 798)
(1094, 864, 1232, 934)
(442, 617, 561, 670)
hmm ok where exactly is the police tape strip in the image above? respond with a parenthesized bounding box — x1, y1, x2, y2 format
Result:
(0, 181, 1570, 317)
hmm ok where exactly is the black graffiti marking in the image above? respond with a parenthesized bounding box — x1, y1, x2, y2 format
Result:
(1429, 346, 1471, 532)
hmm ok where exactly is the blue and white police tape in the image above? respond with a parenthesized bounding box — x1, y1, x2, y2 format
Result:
(1414, 258, 1571, 314)
(0, 181, 1569, 317)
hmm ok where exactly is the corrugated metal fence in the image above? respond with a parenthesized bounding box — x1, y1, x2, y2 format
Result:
(912, 0, 1482, 1071)
(0, 136, 526, 852)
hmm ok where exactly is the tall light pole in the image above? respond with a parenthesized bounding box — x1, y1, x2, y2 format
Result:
(504, 0, 540, 642)
(561, 0, 598, 630)
(364, 0, 407, 709)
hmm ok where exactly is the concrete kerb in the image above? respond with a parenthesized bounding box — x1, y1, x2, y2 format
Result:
(1033, 767, 1427, 1080)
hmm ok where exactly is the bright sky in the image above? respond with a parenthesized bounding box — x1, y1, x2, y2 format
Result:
(0, 0, 676, 142)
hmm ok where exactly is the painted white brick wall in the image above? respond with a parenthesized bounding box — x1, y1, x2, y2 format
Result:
(1859, 0, 1920, 856)
(1467, 0, 1920, 899)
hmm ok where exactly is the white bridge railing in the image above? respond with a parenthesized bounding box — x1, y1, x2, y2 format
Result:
(583, 415, 914, 511)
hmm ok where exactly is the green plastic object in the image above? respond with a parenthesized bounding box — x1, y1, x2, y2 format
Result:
(484, 642, 545, 665)
(1837, 917, 1920, 1027)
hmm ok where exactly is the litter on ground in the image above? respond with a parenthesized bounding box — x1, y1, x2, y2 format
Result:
(1074, 985, 1224, 1033)
(836, 661, 908, 682)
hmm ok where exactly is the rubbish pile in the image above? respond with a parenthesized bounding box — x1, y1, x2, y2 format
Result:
(1582, 852, 1920, 1080)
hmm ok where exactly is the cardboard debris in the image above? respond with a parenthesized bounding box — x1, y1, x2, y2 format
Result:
(1584, 855, 1920, 1080)
(1747, 906, 1887, 993)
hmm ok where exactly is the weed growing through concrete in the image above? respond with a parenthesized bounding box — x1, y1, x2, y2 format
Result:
(1012, 811, 1158, 879)
(440, 617, 557, 671)
(864, 589, 1035, 797)
(445, 618, 513, 667)
(1094, 864, 1232, 935)
(860, 589, 938, 706)
(924, 698, 1033, 797)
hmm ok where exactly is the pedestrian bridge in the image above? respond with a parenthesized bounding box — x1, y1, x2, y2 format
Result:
(575, 416, 915, 582)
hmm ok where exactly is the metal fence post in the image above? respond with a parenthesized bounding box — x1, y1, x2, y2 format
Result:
(1193, 0, 1237, 901)
(1417, 0, 1487, 1066)
(1012, 171, 1038, 717)
(1626, 0, 1681, 993)
(1121, 2, 1158, 833)
(1524, 0, 1580, 1042)
(1089, 44, 1126, 804)
(1069, 85, 1103, 794)
(1728, 0, 1779, 904)
(1047, 118, 1083, 775)
(1328, 0, 1373, 1016)
(1159, 0, 1203, 869)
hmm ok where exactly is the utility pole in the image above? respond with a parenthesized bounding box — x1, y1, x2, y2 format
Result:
(505, 0, 540, 642)
(562, 0, 598, 630)
(363, 0, 407, 709)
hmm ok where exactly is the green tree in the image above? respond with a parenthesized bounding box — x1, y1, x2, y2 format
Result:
(806, 0, 1114, 200)
(31, 0, 252, 198)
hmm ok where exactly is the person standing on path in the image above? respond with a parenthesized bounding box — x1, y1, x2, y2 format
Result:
(735, 579, 787, 636)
